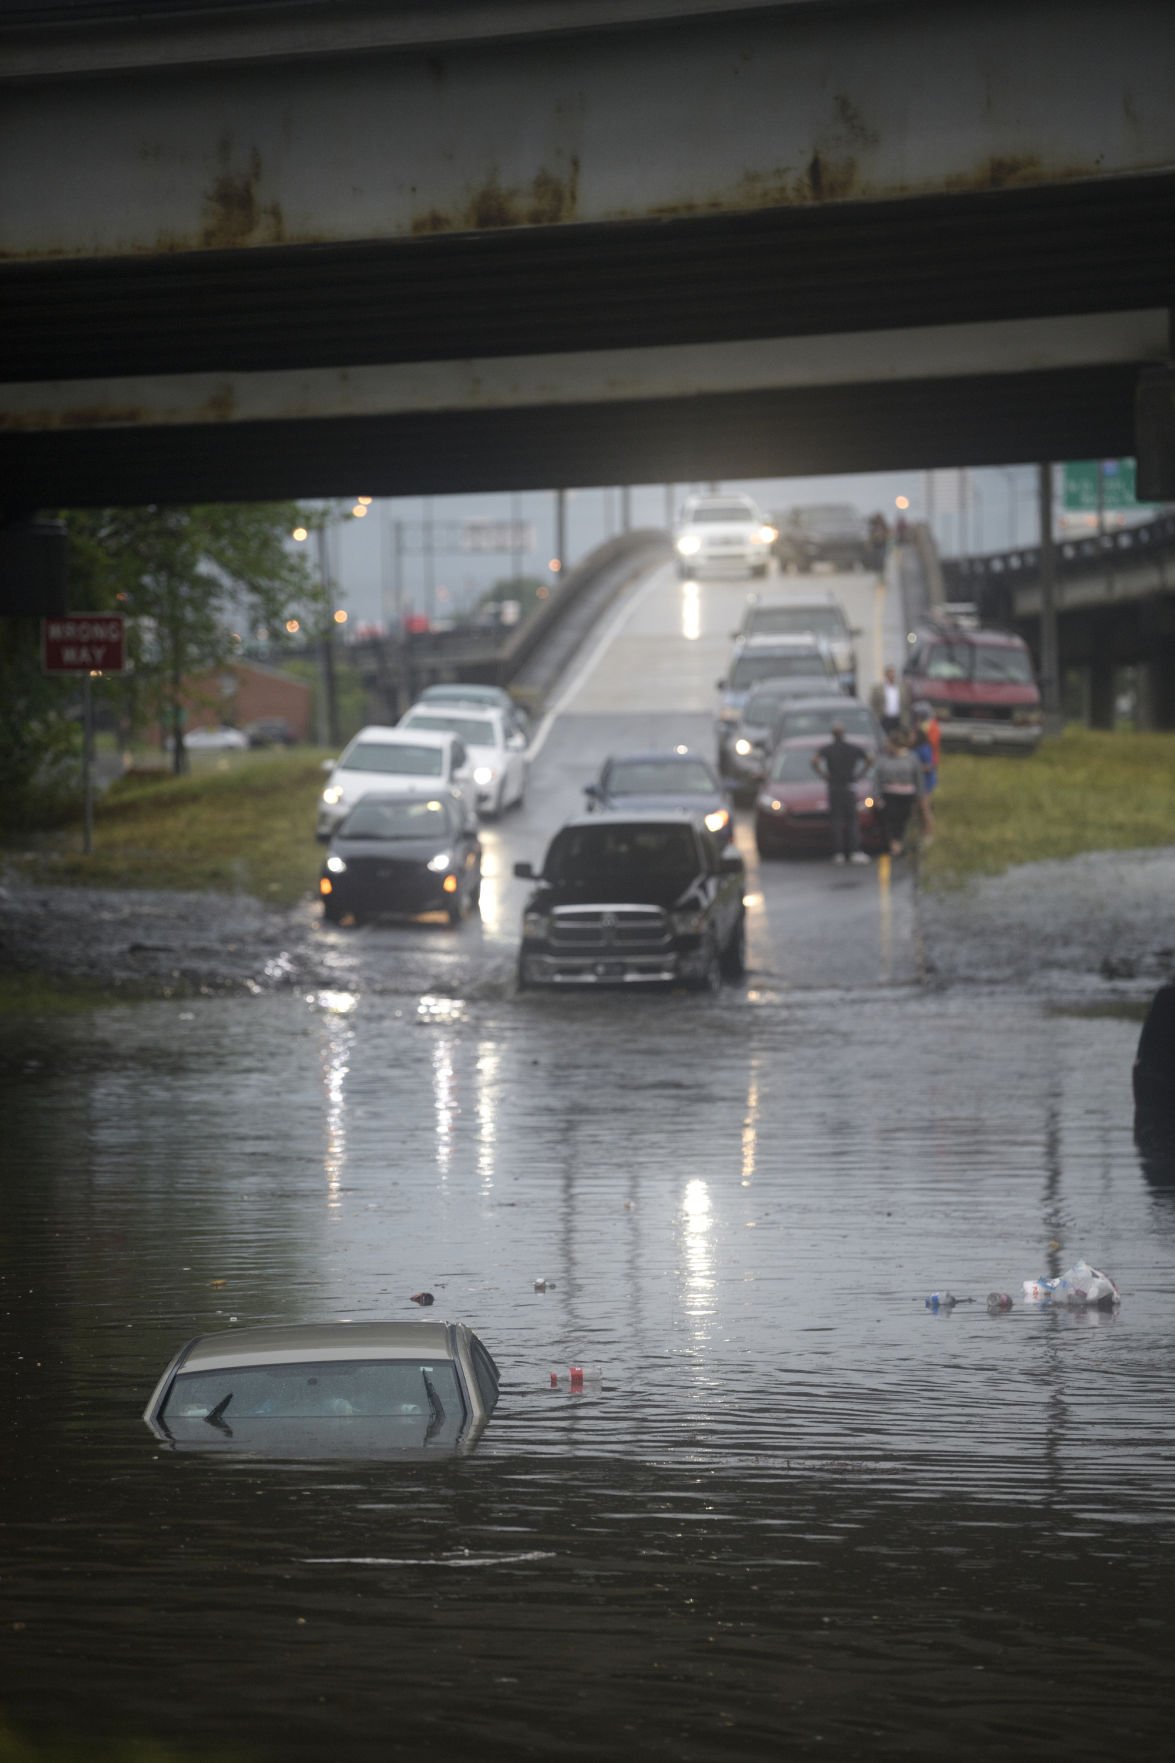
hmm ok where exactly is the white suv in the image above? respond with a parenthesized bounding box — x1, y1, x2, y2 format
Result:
(316, 725, 472, 842)
(674, 494, 777, 580)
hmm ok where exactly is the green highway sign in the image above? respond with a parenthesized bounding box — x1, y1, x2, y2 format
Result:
(1062, 458, 1148, 511)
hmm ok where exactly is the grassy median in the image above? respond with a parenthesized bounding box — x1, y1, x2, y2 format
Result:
(2, 749, 328, 906)
(921, 727, 1175, 887)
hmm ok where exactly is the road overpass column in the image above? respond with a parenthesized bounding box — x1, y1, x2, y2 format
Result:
(1037, 464, 1062, 734)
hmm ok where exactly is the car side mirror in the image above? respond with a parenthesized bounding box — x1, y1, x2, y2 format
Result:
(583, 782, 600, 802)
(513, 860, 535, 880)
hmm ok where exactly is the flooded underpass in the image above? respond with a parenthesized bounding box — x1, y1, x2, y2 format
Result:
(3, 985, 1173, 1759)
(3, 561, 1173, 1759)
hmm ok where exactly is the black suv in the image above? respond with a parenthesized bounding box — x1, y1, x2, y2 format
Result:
(514, 811, 746, 991)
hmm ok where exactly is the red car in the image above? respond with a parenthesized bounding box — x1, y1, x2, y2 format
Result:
(754, 736, 884, 858)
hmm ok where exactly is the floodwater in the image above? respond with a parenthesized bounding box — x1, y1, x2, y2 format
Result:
(3, 561, 1174, 1759)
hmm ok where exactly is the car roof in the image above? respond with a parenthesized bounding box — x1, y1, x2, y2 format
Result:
(917, 626, 1026, 648)
(178, 1321, 457, 1371)
(734, 632, 829, 651)
(419, 683, 508, 700)
(345, 724, 455, 750)
(604, 750, 715, 767)
(557, 809, 706, 831)
(403, 702, 504, 726)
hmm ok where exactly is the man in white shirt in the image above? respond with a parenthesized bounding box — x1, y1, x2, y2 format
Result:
(869, 664, 912, 735)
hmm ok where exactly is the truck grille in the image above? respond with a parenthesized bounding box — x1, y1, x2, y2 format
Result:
(550, 905, 672, 953)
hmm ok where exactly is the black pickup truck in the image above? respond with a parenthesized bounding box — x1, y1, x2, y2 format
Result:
(514, 811, 746, 991)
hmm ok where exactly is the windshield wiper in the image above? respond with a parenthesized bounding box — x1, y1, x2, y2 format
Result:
(422, 1372, 446, 1443)
(203, 1392, 234, 1435)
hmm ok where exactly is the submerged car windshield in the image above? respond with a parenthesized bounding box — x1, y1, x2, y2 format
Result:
(405, 713, 496, 746)
(343, 741, 445, 776)
(605, 759, 716, 795)
(746, 608, 844, 639)
(339, 799, 452, 841)
(731, 653, 827, 688)
(160, 1359, 465, 1425)
(544, 824, 697, 885)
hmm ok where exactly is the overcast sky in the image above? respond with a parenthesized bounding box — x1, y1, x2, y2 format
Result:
(314, 462, 1125, 630)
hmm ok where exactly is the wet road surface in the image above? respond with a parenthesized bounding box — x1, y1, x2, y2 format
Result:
(3, 559, 1174, 1760)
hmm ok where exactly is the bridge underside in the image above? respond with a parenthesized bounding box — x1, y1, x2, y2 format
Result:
(1, 0, 1173, 507)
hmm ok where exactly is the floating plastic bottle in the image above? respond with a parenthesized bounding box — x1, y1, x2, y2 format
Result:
(924, 1291, 957, 1311)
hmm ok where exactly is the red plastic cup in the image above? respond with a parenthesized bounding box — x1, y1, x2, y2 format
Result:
(569, 1365, 584, 1390)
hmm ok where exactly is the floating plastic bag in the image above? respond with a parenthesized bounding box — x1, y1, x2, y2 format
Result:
(1022, 1259, 1120, 1308)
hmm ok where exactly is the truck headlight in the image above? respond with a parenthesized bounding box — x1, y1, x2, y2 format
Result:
(672, 907, 707, 935)
(325, 855, 347, 874)
(704, 808, 730, 834)
(734, 738, 752, 756)
(757, 524, 777, 544)
(522, 910, 549, 936)
(426, 851, 453, 872)
(676, 534, 702, 556)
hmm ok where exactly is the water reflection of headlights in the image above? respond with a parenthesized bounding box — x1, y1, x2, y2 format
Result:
(704, 808, 730, 834)
(426, 851, 453, 872)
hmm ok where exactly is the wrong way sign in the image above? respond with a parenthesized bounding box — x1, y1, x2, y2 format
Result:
(42, 613, 126, 674)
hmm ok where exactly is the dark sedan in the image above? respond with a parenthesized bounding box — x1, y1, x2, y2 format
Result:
(583, 750, 735, 845)
(319, 793, 481, 927)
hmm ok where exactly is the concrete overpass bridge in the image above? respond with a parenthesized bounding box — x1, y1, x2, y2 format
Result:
(2, 0, 1174, 518)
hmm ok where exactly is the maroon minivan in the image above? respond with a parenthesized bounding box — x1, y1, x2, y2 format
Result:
(904, 617, 1042, 753)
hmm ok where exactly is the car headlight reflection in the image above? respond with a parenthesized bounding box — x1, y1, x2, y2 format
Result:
(676, 534, 702, 556)
(426, 851, 453, 872)
(473, 766, 495, 786)
(325, 855, 347, 874)
(704, 808, 730, 834)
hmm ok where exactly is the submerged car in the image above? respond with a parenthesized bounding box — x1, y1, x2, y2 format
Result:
(515, 811, 746, 990)
(144, 1320, 500, 1458)
(674, 493, 776, 579)
(754, 736, 883, 858)
(399, 703, 527, 817)
(319, 793, 481, 927)
(584, 750, 734, 845)
(316, 725, 471, 841)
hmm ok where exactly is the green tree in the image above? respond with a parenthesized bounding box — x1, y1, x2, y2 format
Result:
(65, 503, 322, 772)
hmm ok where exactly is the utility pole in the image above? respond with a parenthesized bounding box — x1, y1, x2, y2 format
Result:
(1037, 462, 1061, 735)
(664, 484, 676, 529)
(620, 484, 632, 531)
(555, 489, 567, 572)
(316, 520, 339, 748)
(422, 496, 435, 625)
(511, 490, 523, 581)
